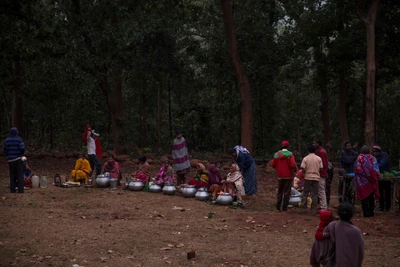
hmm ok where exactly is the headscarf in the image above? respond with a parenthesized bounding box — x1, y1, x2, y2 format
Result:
(208, 164, 221, 185)
(315, 210, 333, 240)
(197, 163, 205, 170)
(231, 164, 240, 172)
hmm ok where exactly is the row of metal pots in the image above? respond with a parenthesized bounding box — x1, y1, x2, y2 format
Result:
(128, 179, 233, 206)
(95, 175, 234, 205)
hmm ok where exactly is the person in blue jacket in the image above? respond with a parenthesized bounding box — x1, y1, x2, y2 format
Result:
(228, 146, 257, 198)
(339, 140, 358, 203)
(373, 145, 391, 211)
(3, 127, 25, 193)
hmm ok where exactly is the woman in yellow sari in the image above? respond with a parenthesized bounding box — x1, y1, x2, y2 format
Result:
(71, 154, 92, 184)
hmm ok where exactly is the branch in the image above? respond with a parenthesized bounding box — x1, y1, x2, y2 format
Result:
(355, 0, 368, 24)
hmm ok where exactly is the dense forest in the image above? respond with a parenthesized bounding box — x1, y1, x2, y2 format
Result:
(1, 0, 400, 163)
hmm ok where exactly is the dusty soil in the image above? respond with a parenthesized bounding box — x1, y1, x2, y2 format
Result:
(1, 158, 399, 267)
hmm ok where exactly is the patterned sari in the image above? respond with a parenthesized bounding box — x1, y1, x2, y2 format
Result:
(354, 154, 380, 201)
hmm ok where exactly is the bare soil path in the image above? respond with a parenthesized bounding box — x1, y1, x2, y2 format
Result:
(0, 158, 399, 267)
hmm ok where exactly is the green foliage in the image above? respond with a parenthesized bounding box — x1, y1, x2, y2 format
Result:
(0, 0, 400, 164)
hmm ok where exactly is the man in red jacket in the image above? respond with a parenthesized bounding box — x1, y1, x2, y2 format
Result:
(271, 140, 298, 211)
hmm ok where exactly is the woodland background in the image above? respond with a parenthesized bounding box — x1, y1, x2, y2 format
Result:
(1, 0, 400, 164)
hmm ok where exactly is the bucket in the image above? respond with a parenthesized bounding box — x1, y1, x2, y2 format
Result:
(40, 176, 48, 188)
(32, 175, 39, 188)
(110, 179, 118, 189)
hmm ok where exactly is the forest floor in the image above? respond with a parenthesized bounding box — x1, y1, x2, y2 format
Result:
(0, 158, 400, 267)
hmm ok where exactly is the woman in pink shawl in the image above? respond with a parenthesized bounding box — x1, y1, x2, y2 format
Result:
(102, 156, 122, 181)
(354, 145, 380, 217)
(155, 156, 174, 185)
(208, 164, 222, 200)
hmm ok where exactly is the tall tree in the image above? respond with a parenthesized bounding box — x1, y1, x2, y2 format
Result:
(220, 0, 253, 152)
(356, 0, 381, 148)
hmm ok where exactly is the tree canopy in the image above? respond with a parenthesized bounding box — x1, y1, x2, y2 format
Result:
(1, 0, 400, 163)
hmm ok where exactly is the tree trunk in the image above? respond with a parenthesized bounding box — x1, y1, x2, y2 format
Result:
(157, 79, 162, 150)
(12, 60, 23, 133)
(320, 87, 331, 145)
(338, 71, 350, 142)
(98, 67, 124, 154)
(356, 0, 380, 148)
(220, 0, 253, 152)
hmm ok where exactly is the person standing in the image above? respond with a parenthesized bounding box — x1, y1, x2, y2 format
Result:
(313, 140, 328, 210)
(355, 145, 380, 217)
(339, 140, 359, 203)
(172, 130, 190, 185)
(86, 126, 102, 176)
(372, 145, 391, 211)
(271, 140, 297, 211)
(299, 145, 323, 216)
(321, 202, 365, 267)
(228, 146, 257, 197)
(3, 127, 25, 193)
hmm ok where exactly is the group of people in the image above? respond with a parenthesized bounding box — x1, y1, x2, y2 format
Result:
(271, 138, 395, 218)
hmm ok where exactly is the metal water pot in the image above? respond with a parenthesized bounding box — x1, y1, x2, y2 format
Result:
(149, 183, 162, 193)
(129, 180, 144, 191)
(195, 188, 209, 201)
(162, 184, 176, 195)
(182, 185, 197, 198)
(216, 193, 233, 206)
(96, 175, 110, 188)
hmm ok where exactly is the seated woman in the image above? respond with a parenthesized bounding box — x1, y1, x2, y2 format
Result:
(133, 156, 151, 183)
(102, 156, 122, 181)
(71, 154, 92, 184)
(188, 163, 209, 188)
(22, 156, 33, 188)
(208, 164, 222, 200)
(222, 164, 245, 204)
(155, 156, 174, 185)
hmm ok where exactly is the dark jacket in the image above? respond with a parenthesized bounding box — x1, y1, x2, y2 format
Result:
(3, 133, 25, 160)
(375, 152, 390, 173)
(236, 151, 255, 171)
(341, 141, 358, 173)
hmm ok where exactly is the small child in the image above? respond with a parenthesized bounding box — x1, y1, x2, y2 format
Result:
(293, 169, 305, 191)
(310, 210, 334, 267)
(22, 156, 33, 188)
(187, 163, 209, 188)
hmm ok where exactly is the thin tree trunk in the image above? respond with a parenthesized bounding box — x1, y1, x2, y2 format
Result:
(157, 79, 162, 150)
(220, 0, 253, 152)
(338, 71, 350, 142)
(168, 77, 172, 137)
(1, 84, 10, 129)
(12, 60, 23, 133)
(356, 0, 380, 148)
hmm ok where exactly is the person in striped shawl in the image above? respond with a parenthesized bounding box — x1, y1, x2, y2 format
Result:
(172, 130, 190, 185)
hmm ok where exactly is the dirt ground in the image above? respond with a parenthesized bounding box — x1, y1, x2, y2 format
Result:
(0, 158, 399, 267)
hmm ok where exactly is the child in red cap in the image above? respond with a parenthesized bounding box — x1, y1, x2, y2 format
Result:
(310, 210, 334, 266)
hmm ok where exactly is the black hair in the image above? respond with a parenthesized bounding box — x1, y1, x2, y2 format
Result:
(314, 140, 322, 146)
(138, 156, 146, 163)
(227, 148, 236, 154)
(338, 202, 354, 222)
(308, 145, 316, 153)
(360, 145, 370, 154)
(175, 129, 182, 135)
